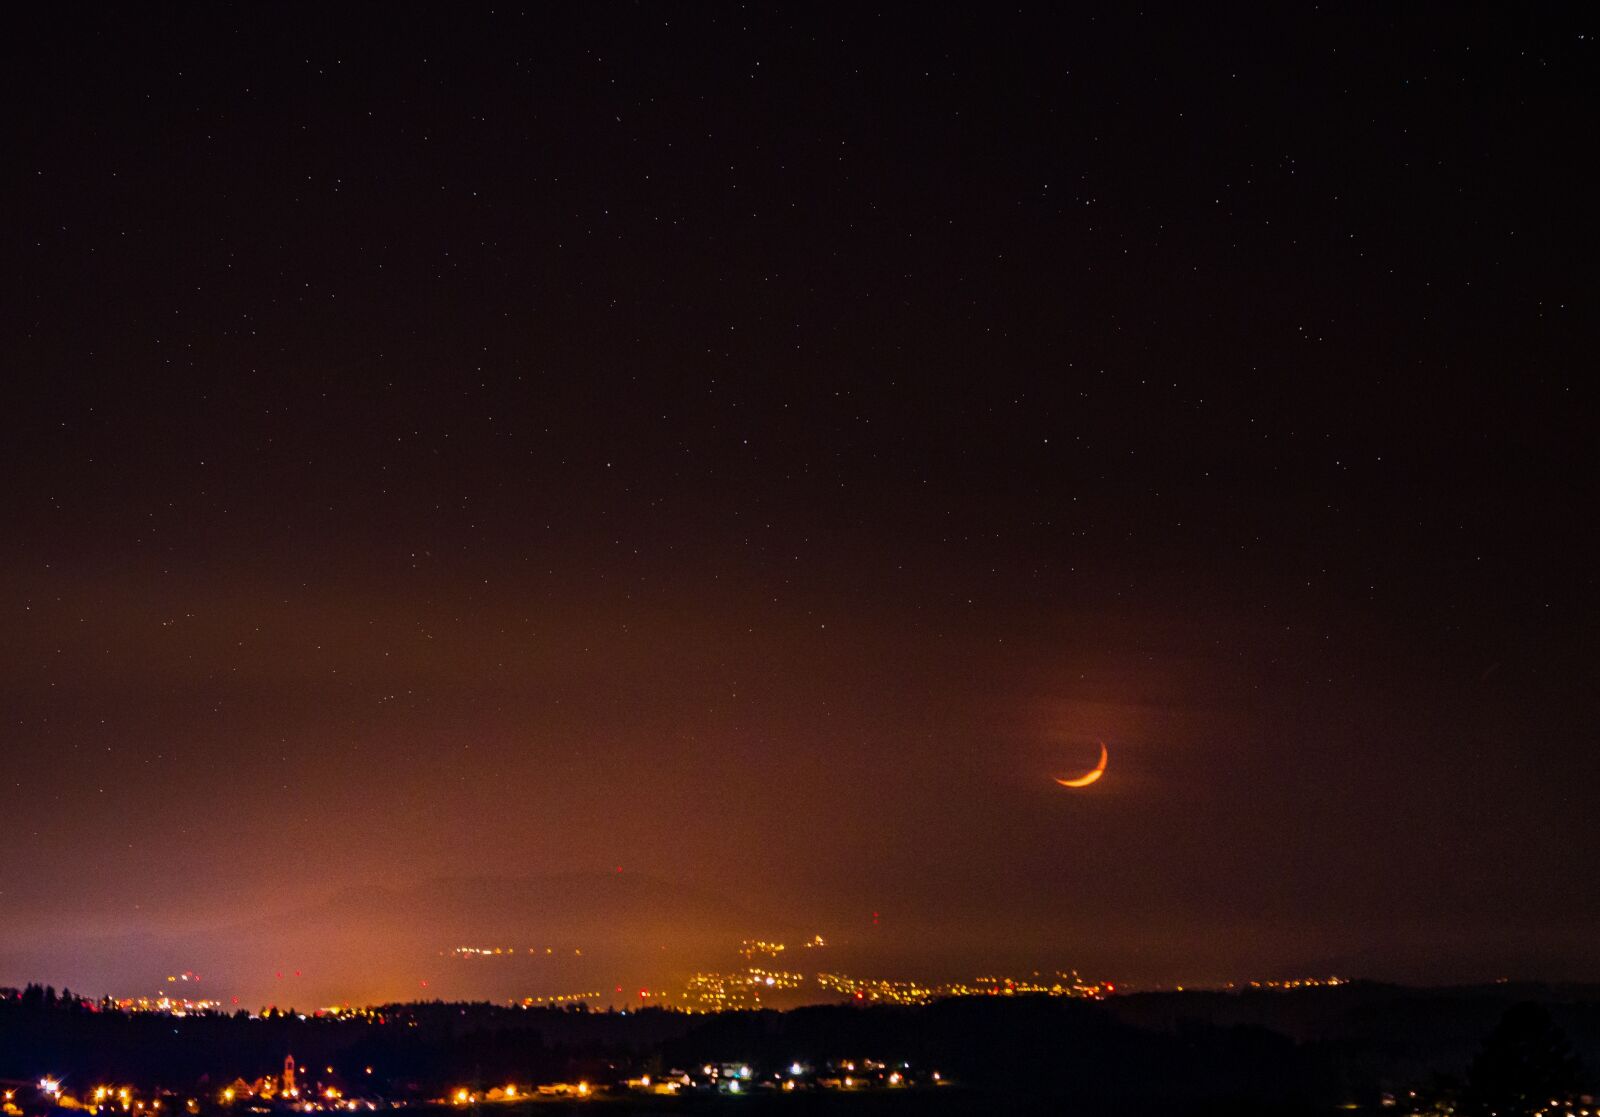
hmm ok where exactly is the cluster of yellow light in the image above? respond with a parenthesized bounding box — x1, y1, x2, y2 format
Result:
(816, 971, 1112, 1006)
(111, 995, 224, 1016)
(738, 939, 787, 959)
(816, 973, 938, 1005)
(451, 1083, 589, 1104)
(722, 1060, 939, 1094)
(681, 972, 759, 1011)
(1239, 976, 1347, 991)
(736, 934, 826, 960)
(213, 1080, 373, 1114)
(962, 972, 1114, 998)
(747, 968, 804, 988)
(515, 991, 599, 1006)
(623, 1076, 681, 1096)
(450, 1082, 529, 1103)
(317, 1006, 384, 1020)
(449, 945, 582, 958)
(812, 1060, 912, 1091)
(75, 1085, 158, 1113)
(210, 1062, 363, 1110)
(681, 968, 805, 1011)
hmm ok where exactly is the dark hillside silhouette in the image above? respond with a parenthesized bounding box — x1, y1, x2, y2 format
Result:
(1462, 1003, 1586, 1117)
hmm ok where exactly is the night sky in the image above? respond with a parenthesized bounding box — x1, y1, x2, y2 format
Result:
(3, 5, 1594, 1005)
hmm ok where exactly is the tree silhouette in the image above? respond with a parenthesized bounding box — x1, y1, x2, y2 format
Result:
(1462, 1003, 1586, 1116)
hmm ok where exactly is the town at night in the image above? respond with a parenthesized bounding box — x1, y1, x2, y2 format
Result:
(2, 3, 1593, 1113)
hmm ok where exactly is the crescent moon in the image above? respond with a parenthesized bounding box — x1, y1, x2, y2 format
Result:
(1054, 741, 1108, 788)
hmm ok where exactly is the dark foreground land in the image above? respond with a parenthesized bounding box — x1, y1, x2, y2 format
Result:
(4, 981, 1598, 1115)
(401, 1093, 1228, 1116)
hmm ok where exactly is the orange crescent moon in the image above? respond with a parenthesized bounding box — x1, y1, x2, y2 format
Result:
(1054, 741, 1108, 788)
